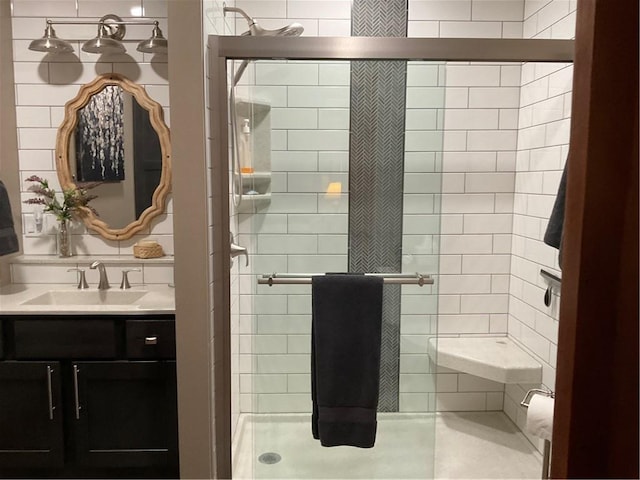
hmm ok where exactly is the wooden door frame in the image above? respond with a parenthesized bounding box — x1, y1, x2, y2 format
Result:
(551, 0, 639, 477)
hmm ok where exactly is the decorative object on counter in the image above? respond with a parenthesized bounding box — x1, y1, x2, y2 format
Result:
(23, 176, 98, 257)
(0, 180, 20, 256)
(133, 240, 164, 259)
(57, 219, 72, 257)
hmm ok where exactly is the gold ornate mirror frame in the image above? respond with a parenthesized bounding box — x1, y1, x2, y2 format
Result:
(55, 73, 172, 241)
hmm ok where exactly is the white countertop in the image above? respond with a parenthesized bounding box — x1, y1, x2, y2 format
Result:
(9, 254, 174, 265)
(0, 283, 175, 316)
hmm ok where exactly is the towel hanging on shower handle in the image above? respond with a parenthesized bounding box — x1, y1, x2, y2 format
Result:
(311, 274, 383, 448)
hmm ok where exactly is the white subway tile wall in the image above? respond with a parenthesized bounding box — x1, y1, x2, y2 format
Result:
(504, 0, 575, 453)
(233, 56, 450, 413)
(11, 0, 173, 258)
(431, 49, 521, 413)
(227, 0, 547, 416)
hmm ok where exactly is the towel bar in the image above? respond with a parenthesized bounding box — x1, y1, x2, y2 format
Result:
(257, 272, 434, 286)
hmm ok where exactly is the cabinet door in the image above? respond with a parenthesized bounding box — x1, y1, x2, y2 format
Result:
(0, 361, 64, 469)
(72, 361, 178, 469)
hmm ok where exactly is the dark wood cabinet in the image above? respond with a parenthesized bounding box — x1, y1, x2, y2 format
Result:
(0, 362, 64, 469)
(0, 315, 178, 479)
(73, 361, 178, 469)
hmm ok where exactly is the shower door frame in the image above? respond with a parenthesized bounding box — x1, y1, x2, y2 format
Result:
(207, 35, 574, 479)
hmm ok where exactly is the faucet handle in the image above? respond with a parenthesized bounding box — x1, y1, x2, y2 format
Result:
(67, 268, 89, 289)
(230, 232, 249, 267)
(120, 268, 141, 289)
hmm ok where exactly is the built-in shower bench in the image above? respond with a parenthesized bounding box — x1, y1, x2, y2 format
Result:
(428, 336, 542, 384)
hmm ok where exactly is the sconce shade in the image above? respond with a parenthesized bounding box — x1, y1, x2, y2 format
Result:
(82, 24, 126, 54)
(28, 24, 73, 53)
(137, 25, 168, 54)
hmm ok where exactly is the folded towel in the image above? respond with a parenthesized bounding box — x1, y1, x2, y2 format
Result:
(544, 163, 567, 265)
(311, 274, 383, 448)
(0, 180, 19, 256)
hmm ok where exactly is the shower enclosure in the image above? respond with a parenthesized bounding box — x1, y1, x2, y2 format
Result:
(208, 36, 573, 479)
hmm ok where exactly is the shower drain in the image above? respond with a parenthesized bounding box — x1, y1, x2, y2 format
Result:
(258, 452, 282, 465)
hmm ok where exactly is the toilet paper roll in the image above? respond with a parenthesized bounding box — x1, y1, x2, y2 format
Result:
(525, 394, 555, 441)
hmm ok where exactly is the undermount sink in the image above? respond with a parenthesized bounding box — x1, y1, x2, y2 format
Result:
(21, 290, 149, 306)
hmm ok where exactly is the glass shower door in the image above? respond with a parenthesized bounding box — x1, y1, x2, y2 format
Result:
(230, 58, 443, 479)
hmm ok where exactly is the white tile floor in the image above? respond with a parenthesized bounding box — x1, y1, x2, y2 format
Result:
(232, 412, 542, 479)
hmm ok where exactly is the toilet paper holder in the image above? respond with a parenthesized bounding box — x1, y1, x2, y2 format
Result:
(520, 387, 555, 408)
(521, 388, 555, 480)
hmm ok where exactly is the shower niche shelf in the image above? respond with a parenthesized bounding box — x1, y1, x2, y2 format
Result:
(428, 336, 542, 384)
(234, 98, 271, 214)
(239, 172, 271, 212)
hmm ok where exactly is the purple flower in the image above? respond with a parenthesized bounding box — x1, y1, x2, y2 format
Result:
(22, 176, 99, 221)
(23, 198, 47, 205)
(29, 186, 55, 198)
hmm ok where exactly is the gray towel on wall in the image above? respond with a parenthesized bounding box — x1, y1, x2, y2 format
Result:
(0, 180, 19, 256)
(544, 163, 567, 265)
(311, 274, 383, 448)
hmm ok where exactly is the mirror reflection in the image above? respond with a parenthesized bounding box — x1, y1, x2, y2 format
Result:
(69, 86, 162, 229)
(56, 73, 171, 241)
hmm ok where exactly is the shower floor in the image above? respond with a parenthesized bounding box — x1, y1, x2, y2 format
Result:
(232, 412, 542, 479)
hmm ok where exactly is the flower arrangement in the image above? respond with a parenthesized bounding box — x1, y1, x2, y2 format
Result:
(23, 175, 99, 221)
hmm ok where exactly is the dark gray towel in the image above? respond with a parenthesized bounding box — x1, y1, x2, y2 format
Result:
(0, 180, 19, 256)
(311, 274, 383, 448)
(544, 163, 567, 264)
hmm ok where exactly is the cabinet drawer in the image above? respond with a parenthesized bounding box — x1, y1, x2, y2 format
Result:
(14, 320, 116, 359)
(126, 320, 176, 359)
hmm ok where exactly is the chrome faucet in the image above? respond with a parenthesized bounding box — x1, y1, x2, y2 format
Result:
(90, 261, 110, 290)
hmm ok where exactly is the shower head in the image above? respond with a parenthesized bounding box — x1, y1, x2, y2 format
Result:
(224, 6, 304, 86)
(249, 22, 304, 37)
(223, 6, 304, 37)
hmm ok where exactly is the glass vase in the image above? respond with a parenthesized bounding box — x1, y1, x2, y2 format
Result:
(57, 219, 72, 257)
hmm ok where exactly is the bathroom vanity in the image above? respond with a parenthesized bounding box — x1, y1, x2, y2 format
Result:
(0, 285, 178, 479)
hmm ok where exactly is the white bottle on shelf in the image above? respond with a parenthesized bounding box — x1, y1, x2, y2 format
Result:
(239, 118, 254, 175)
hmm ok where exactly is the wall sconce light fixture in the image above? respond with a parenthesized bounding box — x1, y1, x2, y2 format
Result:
(28, 14, 168, 55)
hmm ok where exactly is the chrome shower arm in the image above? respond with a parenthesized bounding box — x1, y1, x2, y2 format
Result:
(223, 6, 256, 26)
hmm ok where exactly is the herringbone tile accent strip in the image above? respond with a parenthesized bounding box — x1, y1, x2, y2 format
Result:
(352, 0, 408, 37)
(349, 0, 408, 412)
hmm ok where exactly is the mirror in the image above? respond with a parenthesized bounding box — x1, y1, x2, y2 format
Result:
(55, 73, 171, 241)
